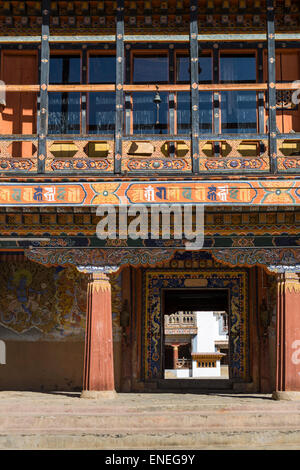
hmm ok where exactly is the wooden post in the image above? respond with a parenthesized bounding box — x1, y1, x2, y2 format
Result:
(267, 0, 277, 174)
(81, 46, 87, 135)
(258, 46, 265, 135)
(38, 0, 50, 174)
(172, 345, 179, 369)
(213, 46, 220, 156)
(79, 267, 118, 399)
(273, 271, 300, 400)
(115, 0, 124, 174)
(190, 0, 199, 174)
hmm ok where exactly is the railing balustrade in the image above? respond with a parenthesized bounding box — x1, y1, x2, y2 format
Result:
(0, 82, 299, 175)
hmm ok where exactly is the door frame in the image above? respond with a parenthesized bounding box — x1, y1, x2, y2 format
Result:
(143, 269, 249, 382)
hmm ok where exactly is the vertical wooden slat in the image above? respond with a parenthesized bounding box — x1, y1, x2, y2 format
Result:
(190, 0, 199, 174)
(38, 0, 50, 174)
(267, 0, 277, 174)
(115, 0, 125, 174)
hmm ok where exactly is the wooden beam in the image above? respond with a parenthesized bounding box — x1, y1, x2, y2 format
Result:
(38, 0, 50, 174)
(0, 83, 273, 92)
(190, 0, 199, 174)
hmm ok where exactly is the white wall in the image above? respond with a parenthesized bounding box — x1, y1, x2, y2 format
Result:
(191, 311, 227, 378)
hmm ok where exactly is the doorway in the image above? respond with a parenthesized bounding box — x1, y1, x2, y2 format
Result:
(163, 289, 229, 381)
(144, 269, 248, 383)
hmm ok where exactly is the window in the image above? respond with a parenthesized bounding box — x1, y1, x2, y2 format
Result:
(131, 54, 169, 134)
(220, 53, 257, 134)
(176, 54, 212, 84)
(48, 55, 81, 134)
(88, 55, 116, 134)
(176, 53, 213, 134)
(132, 92, 168, 135)
(133, 55, 168, 84)
(89, 55, 116, 84)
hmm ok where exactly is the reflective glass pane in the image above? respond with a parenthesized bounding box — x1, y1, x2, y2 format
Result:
(221, 91, 257, 134)
(133, 56, 168, 83)
(49, 56, 81, 134)
(48, 92, 81, 134)
(176, 55, 212, 83)
(177, 92, 190, 134)
(199, 92, 213, 133)
(220, 54, 257, 133)
(50, 56, 81, 84)
(88, 92, 116, 134)
(132, 92, 168, 134)
(89, 56, 116, 84)
(220, 54, 256, 83)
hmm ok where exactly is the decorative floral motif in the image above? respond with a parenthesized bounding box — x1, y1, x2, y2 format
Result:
(259, 181, 296, 204)
(91, 183, 121, 205)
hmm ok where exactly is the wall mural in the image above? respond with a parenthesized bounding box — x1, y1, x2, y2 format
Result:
(0, 260, 122, 339)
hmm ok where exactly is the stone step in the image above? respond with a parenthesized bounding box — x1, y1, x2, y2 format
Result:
(157, 379, 233, 390)
(2, 429, 300, 450)
(1, 392, 300, 449)
(1, 408, 300, 431)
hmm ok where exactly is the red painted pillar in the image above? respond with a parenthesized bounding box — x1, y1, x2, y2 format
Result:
(273, 272, 300, 400)
(81, 269, 117, 399)
(172, 345, 179, 369)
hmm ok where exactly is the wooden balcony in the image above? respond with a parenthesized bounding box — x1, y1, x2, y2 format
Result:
(0, 82, 299, 177)
(165, 312, 198, 336)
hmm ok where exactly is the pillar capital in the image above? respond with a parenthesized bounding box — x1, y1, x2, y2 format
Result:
(267, 265, 300, 275)
(77, 265, 119, 275)
(276, 272, 300, 294)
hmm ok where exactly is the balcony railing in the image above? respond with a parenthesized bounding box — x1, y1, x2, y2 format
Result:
(165, 312, 198, 335)
(0, 82, 299, 176)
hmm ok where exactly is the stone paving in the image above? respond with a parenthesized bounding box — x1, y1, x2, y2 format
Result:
(0, 391, 300, 449)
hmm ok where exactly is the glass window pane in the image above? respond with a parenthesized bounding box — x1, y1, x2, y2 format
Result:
(176, 56, 189, 83)
(177, 92, 190, 134)
(50, 56, 81, 84)
(199, 56, 213, 84)
(176, 55, 212, 83)
(132, 92, 168, 134)
(48, 92, 81, 134)
(199, 92, 213, 133)
(133, 56, 168, 83)
(88, 92, 116, 134)
(220, 55, 257, 134)
(49, 56, 81, 134)
(221, 91, 257, 134)
(89, 56, 116, 84)
(220, 54, 256, 83)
